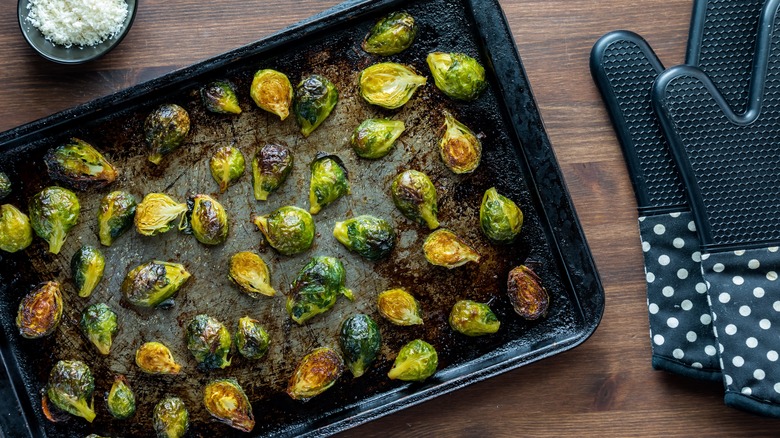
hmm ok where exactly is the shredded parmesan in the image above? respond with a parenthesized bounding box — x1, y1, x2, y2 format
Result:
(27, 0, 129, 48)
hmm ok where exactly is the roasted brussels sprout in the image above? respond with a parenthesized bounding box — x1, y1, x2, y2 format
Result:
(423, 229, 481, 268)
(71, 245, 105, 298)
(293, 74, 338, 137)
(186, 194, 229, 245)
(377, 288, 423, 326)
(46, 360, 96, 422)
(210, 146, 245, 193)
(80, 303, 118, 355)
(362, 11, 417, 56)
(145, 103, 191, 165)
(106, 375, 135, 420)
(339, 314, 381, 378)
(358, 63, 426, 109)
(122, 260, 191, 308)
(0, 204, 33, 253)
(201, 80, 242, 114)
(135, 193, 187, 236)
(41, 393, 71, 423)
(0, 171, 10, 199)
(333, 215, 395, 260)
(287, 256, 354, 324)
(438, 112, 481, 174)
(506, 265, 550, 320)
(186, 314, 232, 370)
(153, 396, 189, 438)
(16, 281, 63, 339)
(203, 378, 254, 432)
(287, 347, 344, 401)
(253, 206, 314, 256)
(136, 341, 182, 374)
(251, 69, 293, 120)
(350, 119, 405, 159)
(480, 187, 523, 244)
(235, 316, 270, 360)
(387, 339, 438, 382)
(449, 300, 500, 336)
(29, 186, 80, 254)
(309, 154, 350, 214)
(44, 138, 118, 190)
(97, 191, 137, 246)
(426, 52, 487, 101)
(391, 170, 439, 229)
(229, 251, 276, 298)
(252, 143, 293, 201)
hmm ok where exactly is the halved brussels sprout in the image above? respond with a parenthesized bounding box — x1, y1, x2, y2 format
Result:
(506, 265, 550, 320)
(16, 281, 63, 339)
(339, 314, 381, 378)
(235, 316, 270, 360)
(253, 206, 315, 256)
(203, 378, 254, 432)
(426, 52, 487, 101)
(333, 215, 395, 260)
(106, 375, 135, 420)
(252, 143, 293, 201)
(187, 194, 229, 245)
(439, 112, 481, 174)
(251, 69, 293, 120)
(229, 251, 276, 298)
(186, 314, 232, 370)
(46, 360, 96, 422)
(350, 119, 405, 159)
(287, 256, 354, 325)
(210, 146, 245, 193)
(135, 193, 187, 236)
(145, 104, 190, 165)
(362, 11, 417, 56)
(71, 245, 105, 298)
(377, 288, 423, 326)
(358, 63, 426, 109)
(423, 229, 480, 268)
(287, 347, 344, 401)
(136, 341, 182, 374)
(293, 74, 338, 137)
(44, 138, 117, 190)
(41, 392, 71, 423)
(201, 80, 242, 114)
(121, 260, 191, 308)
(480, 187, 523, 244)
(387, 339, 438, 382)
(80, 303, 118, 355)
(97, 191, 137, 246)
(391, 170, 439, 229)
(29, 186, 80, 254)
(449, 300, 500, 336)
(309, 154, 350, 214)
(0, 204, 33, 253)
(153, 396, 188, 438)
(0, 172, 10, 199)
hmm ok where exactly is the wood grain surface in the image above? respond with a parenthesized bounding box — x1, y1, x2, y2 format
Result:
(1, 0, 778, 436)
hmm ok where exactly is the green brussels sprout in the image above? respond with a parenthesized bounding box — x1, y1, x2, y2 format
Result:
(97, 191, 137, 246)
(287, 347, 344, 401)
(29, 186, 80, 254)
(44, 138, 118, 190)
(253, 206, 315, 256)
(235, 316, 270, 360)
(0, 171, 10, 199)
(350, 119, 405, 159)
(448, 300, 500, 336)
(121, 260, 191, 308)
(252, 143, 293, 201)
(153, 396, 189, 438)
(339, 314, 381, 378)
(135, 193, 187, 236)
(287, 256, 354, 325)
(391, 170, 439, 229)
(41, 392, 71, 423)
(387, 339, 438, 382)
(333, 215, 396, 260)
(358, 63, 426, 109)
(106, 375, 135, 420)
(362, 11, 417, 56)
(309, 154, 350, 214)
(71, 245, 105, 298)
(16, 281, 63, 339)
(293, 74, 338, 137)
(439, 111, 481, 174)
(186, 314, 232, 370)
(80, 303, 118, 355)
(201, 80, 242, 114)
(426, 52, 487, 101)
(136, 341, 182, 374)
(229, 251, 276, 298)
(250, 69, 293, 120)
(145, 103, 191, 165)
(377, 288, 423, 326)
(210, 146, 245, 193)
(203, 378, 255, 432)
(186, 194, 229, 245)
(0, 204, 33, 253)
(423, 229, 481, 268)
(506, 265, 550, 320)
(480, 187, 523, 244)
(46, 360, 96, 422)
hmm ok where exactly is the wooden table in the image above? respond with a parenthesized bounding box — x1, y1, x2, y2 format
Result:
(1, 0, 777, 436)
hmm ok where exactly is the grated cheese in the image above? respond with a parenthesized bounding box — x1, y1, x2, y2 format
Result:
(26, 0, 129, 48)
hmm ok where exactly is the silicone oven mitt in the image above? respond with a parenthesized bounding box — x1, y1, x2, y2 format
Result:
(590, 0, 763, 381)
(653, 0, 780, 416)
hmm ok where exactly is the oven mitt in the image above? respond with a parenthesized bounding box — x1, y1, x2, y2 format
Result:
(653, 0, 780, 417)
(590, 0, 762, 381)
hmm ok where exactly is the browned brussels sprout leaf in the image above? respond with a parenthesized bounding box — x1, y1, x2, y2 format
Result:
(44, 138, 117, 190)
(448, 300, 500, 336)
(134, 193, 187, 236)
(423, 229, 480, 268)
(136, 341, 182, 374)
(293, 74, 338, 137)
(97, 191, 137, 246)
(362, 11, 417, 56)
(333, 215, 396, 261)
(121, 260, 191, 308)
(252, 143, 293, 201)
(287, 347, 344, 401)
(203, 378, 255, 432)
(210, 146, 245, 193)
(377, 288, 423, 326)
(438, 111, 481, 174)
(251, 69, 293, 120)
(235, 316, 270, 360)
(506, 265, 550, 320)
(186, 194, 229, 245)
(186, 314, 232, 370)
(229, 251, 276, 298)
(201, 80, 242, 114)
(287, 256, 353, 325)
(391, 170, 439, 229)
(145, 103, 190, 165)
(16, 281, 63, 339)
